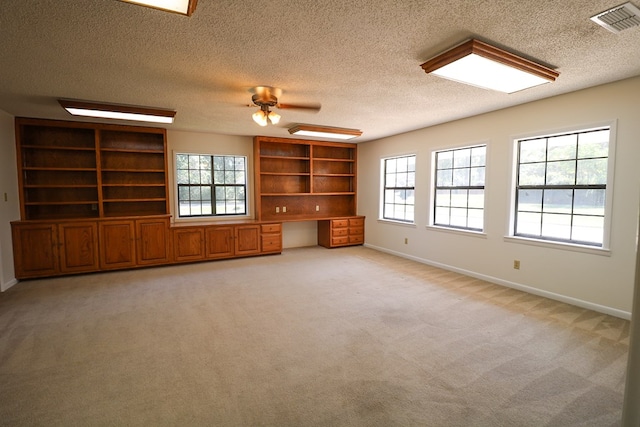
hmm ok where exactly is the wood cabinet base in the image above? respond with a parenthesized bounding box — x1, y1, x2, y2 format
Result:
(318, 216, 365, 248)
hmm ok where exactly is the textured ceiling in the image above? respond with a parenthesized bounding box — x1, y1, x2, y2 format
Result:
(1, 1, 639, 142)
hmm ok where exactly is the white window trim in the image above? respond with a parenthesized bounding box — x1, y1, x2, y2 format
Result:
(506, 120, 617, 250)
(173, 151, 252, 223)
(429, 140, 490, 234)
(379, 153, 417, 224)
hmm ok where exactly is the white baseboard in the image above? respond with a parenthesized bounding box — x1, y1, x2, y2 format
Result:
(1, 277, 18, 292)
(364, 243, 631, 320)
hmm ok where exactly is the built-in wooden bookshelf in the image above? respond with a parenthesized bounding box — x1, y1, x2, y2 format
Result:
(254, 136, 357, 221)
(15, 118, 168, 220)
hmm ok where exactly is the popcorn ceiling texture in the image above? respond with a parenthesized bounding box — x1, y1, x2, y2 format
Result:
(0, 0, 638, 141)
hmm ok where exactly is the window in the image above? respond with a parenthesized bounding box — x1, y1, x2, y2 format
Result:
(433, 145, 486, 231)
(514, 127, 611, 246)
(382, 155, 416, 222)
(176, 153, 247, 217)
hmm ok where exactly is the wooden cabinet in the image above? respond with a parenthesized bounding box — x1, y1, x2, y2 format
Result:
(254, 136, 357, 221)
(15, 118, 168, 220)
(136, 217, 171, 265)
(261, 223, 282, 253)
(173, 227, 205, 262)
(235, 225, 260, 256)
(205, 226, 234, 259)
(58, 222, 99, 273)
(11, 222, 59, 278)
(12, 220, 99, 278)
(99, 220, 136, 270)
(318, 216, 365, 248)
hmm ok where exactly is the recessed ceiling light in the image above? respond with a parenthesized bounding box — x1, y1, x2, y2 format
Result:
(119, 0, 198, 16)
(59, 100, 176, 124)
(289, 125, 362, 140)
(421, 39, 559, 94)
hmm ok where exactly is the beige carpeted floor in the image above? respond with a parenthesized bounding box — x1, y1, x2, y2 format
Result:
(0, 246, 630, 426)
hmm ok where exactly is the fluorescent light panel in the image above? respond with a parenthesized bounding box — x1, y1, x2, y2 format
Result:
(289, 125, 362, 140)
(119, 0, 197, 16)
(59, 100, 176, 124)
(421, 39, 559, 94)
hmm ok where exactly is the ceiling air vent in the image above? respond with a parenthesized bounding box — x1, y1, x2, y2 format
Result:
(590, 2, 640, 33)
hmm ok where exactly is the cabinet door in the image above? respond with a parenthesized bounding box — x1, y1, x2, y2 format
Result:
(174, 227, 205, 262)
(99, 220, 136, 270)
(58, 222, 99, 273)
(235, 225, 260, 256)
(12, 223, 59, 278)
(205, 226, 234, 259)
(136, 218, 170, 265)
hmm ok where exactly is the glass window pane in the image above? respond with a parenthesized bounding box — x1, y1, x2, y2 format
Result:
(176, 169, 189, 184)
(547, 134, 577, 161)
(450, 208, 467, 227)
(396, 172, 408, 187)
(201, 170, 212, 184)
(468, 190, 484, 209)
(406, 171, 415, 187)
(453, 148, 471, 168)
(572, 215, 604, 244)
(518, 189, 542, 212)
(451, 189, 468, 208)
(543, 189, 572, 214)
(541, 213, 571, 240)
(437, 151, 453, 169)
(468, 209, 483, 229)
(435, 207, 450, 225)
(386, 158, 397, 173)
(519, 163, 545, 186)
(200, 156, 212, 170)
(453, 168, 470, 186)
(179, 202, 191, 216)
(178, 186, 190, 201)
(578, 130, 609, 159)
(436, 189, 450, 207)
(396, 156, 408, 172)
(470, 167, 485, 186)
(576, 158, 607, 185)
(189, 186, 201, 200)
(188, 155, 200, 169)
(574, 189, 605, 216)
(189, 170, 201, 184)
(437, 169, 453, 187)
(471, 146, 486, 167)
(519, 139, 546, 163)
(407, 155, 416, 172)
(516, 212, 542, 236)
(546, 160, 575, 185)
(201, 186, 211, 201)
(213, 156, 224, 171)
(189, 201, 202, 216)
(176, 154, 188, 169)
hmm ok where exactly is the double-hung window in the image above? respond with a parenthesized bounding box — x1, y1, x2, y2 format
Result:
(514, 126, 611, 246)
(433, 145, 486, 231)
(382, 155, 416, 222)
(176, 153, 247, 218)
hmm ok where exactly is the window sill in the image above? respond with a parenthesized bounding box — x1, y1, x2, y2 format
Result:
(426, 225, 487, 239)
(503, 236, 611, 256)
(377, 218, 417, 228)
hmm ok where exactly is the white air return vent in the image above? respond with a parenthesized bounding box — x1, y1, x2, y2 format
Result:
(591, 2, 640, 33)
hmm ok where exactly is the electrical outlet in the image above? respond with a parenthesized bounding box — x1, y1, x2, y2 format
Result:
(404, 237, 408, 244)
(316, 205, 320, 211)
(513, 260, 521, 270)
(283, 206, 286, 213)
(3, 193, 7, 202)
(276, 206, 279, 213)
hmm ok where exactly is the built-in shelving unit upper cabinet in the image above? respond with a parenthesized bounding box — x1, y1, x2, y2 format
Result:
(254, 136, 357, 221)
(15, 118, 168, 220)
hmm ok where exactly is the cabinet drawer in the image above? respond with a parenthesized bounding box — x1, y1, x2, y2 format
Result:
(261, 223, 281, 233)
(332, 219, 349, 228)
(332, 228, 349, 237)
(331, 236, 349, 245)
(349, 227, 364, 236)
(349, 218, 364, 227)
(349, 234, 364, 244)
(261, 234, 282, 252)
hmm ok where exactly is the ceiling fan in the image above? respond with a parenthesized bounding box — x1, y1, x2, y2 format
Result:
(249, 86, 321, 126)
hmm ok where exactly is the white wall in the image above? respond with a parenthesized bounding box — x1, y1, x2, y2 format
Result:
(357, 76, 640, 318)
(166, 130, 317, 248)
(0, 110, 20, 291)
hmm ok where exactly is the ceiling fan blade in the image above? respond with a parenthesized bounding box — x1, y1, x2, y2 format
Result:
(276, 103, 321, 112)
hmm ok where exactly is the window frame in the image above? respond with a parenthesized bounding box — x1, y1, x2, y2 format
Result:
(175, 152, 249, 219)
(508, 121, 616, 251)
(431, 143, 487, 232)
(380, 154, 417, 224)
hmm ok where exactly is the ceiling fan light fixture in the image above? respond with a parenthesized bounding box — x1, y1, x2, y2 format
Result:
(59, 99, 176, 124)
(119, 0, 197, 16)
(420, 39, 559, 93)
(268, 111, 281, 125)
(289, 124, 362, 140)
(252, 110, 268, 126)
